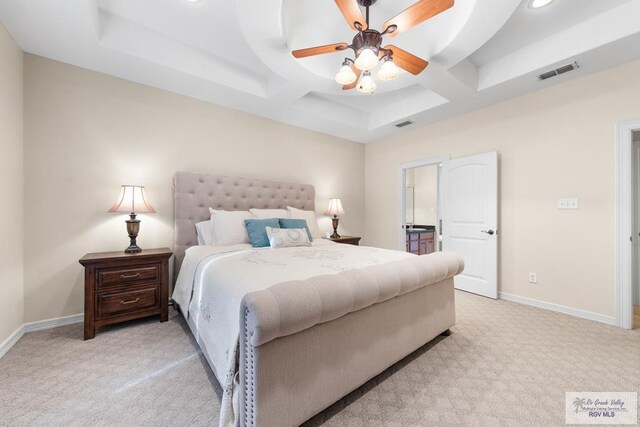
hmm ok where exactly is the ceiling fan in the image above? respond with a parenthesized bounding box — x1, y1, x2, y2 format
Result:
(291, 0, 454, 94)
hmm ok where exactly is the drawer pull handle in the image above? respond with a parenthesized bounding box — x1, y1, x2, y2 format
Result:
(120, 273, 141, 279)
(120, 298, 140, 305)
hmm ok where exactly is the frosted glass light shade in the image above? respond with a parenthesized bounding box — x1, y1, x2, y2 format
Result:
(108, 185, 156, 214)
(355, 48, 379, 71)
(325, 198, 345, 217)
(377, 59, 401, 81)
(356, 71, 377, 94)
(334, 64, 357, 85)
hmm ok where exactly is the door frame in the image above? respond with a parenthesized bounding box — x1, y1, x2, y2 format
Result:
(398, 155, 450, 251)
(615, 119, 640, 329)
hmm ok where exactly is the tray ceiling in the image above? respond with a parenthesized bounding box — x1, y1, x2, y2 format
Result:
(1, 0, 639, 143)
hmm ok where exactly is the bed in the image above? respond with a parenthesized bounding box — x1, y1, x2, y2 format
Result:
(171, 171, 464, 427)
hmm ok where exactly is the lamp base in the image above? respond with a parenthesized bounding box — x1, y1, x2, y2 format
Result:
(331, 216, 341, 239)
(124, 244, 142, 254)
(124, 214, 142, 254)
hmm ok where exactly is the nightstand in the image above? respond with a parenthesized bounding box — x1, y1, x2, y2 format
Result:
(325, 235, 361, 246)
(79, 248, 173, 340)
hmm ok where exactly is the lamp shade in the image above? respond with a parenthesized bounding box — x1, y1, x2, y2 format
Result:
(325, 198, 345, 217)
(108, 185, 156, 214)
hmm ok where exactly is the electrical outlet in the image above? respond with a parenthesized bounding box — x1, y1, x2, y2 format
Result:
(557, 198, 579, 209)
(528, 272, 538, 284)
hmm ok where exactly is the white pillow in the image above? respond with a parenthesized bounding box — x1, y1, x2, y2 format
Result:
(249, 208, 290, 219)
(287, 206, 321, 239)
(209, 209, 252, 246)
(265, 227, 312, 248)
(195, 220, 216, 245)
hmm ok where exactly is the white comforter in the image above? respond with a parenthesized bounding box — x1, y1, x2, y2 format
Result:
(172, 239, 413, 427)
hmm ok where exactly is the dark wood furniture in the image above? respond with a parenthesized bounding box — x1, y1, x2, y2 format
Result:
(406, 230, 435, 255)
(79, 248, 173, 340)
(325, 235, 361, 246)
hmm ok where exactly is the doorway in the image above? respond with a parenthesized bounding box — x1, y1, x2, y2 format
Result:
(615, 119, 640, 329)
(399, 155, 450, 253)
(399, 152, 499, 299)
(633, 131, 640, 329)
(404, 164, 440, 255)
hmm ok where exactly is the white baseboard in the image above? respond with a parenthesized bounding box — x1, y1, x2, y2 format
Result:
(0, 313, 84, 359)
(498, 292, 616, 326)
(0, 325, 25, 359)
(23, 313, 84, 333)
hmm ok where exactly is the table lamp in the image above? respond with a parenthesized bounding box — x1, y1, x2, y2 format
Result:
(325, 198, 345, 239)
(108, 185, 156, 253)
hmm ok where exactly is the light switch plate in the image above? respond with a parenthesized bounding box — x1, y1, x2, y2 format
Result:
(557, 198, 579, 209)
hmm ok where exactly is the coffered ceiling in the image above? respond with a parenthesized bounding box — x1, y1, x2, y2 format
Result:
(1, 0, 639, 143)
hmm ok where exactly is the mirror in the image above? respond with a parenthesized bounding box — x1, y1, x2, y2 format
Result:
(405, 187, 415, 226)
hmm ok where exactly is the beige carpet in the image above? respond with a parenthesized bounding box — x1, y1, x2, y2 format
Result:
(1, 291, 639, 426)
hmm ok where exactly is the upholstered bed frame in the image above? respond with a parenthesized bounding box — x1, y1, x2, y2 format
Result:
(173, 171, 461, 427)
(173, 171, 314, 279)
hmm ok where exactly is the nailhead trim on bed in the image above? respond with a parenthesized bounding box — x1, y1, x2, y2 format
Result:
(243, 307, 255, 427)
(173, 172, 315, 280)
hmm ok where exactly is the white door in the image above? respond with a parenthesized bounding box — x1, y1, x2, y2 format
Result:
(440, 152, 498, 299)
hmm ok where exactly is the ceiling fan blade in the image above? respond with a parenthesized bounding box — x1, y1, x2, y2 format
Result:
(382, 0, 454, 36)
(343, 64, 362, 90)
(384, 45, 429, 75)
(292, 43, 349, 59)
(334, 0, 368, 31)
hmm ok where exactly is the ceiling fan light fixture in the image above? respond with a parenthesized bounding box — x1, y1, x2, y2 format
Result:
(355, 48, 379, 71)
(335, 63, 357, 85)
(377, 58, 400, 81)
(356, 71, 377, 94)
(291, 0, 452, 94)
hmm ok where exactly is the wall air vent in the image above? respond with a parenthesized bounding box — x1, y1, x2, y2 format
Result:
(395, 120, 414, 128)
(538, 62, 579, 81)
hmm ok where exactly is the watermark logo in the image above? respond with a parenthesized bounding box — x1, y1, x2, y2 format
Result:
(566, 392, 637, 425)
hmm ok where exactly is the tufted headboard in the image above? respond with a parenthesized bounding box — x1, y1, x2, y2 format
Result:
(173, 171, 315, 279)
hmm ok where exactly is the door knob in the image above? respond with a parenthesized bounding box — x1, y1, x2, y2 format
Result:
(481, 230, 495, 235)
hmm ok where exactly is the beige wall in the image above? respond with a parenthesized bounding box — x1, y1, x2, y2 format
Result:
(365, 59, 640, 318)
(0, 24, 24, 343)
(16, 50, 640, 324)
(23, 55, 365, 322)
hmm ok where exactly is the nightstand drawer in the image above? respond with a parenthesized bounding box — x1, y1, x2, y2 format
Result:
(97, 287, 159, 318)
(97, 264, 159, 289)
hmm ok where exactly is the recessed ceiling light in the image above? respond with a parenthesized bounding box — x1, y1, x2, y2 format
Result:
(529, 0, 554, 9)
(187, 0, 202, 3)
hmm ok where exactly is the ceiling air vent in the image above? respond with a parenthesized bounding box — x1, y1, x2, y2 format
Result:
(538, 62, 579, 81)
(395, 120, 414, 128)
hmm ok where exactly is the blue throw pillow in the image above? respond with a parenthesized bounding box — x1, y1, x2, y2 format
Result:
(278, 218, 313, 242)
(244, 218, 280, 247)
